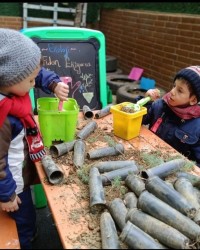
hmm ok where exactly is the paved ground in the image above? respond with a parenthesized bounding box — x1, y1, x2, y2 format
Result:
(32, 205, 63, 249)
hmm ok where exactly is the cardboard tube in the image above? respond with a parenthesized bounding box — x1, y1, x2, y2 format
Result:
(145, 176, 197, 218)
(92, 160, 136, 173)
(141, 158, 186, 179)
(174, 177, 200, 211)
(77, 120, 98, 140)
(138, 191, 200, 241)
(41, 155, 64, 185)
(89, 167, 106, 209)
(100, 212, 120, 249)
(83, 105, 94, 119)
(176, 172, 200, 188)
(95, 104, 113, 119)
(87, 143, 124, 160)
(101, 165, 139, 186)
(120, 221, 166, 249)
(49, 140, 76, 157)
(108, 198, 127, 231)
(125, 173, 146, 197)
(73, 140, 86, 168)
(123, 192, 138, 209)
(126, 208, 190, 249)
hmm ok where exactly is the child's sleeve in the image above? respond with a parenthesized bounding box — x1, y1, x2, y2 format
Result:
(142, 102, 154, 125)
(35, 67, 62, 94)
(191, 144, 200, 168)
(0, 120, 17, 202)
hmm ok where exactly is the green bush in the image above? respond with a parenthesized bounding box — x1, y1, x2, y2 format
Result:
(0, 3, 199, 24)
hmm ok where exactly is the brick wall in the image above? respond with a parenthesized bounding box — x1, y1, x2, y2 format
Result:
(95, 9, 200, 91)
(0, 16, 22, 30)
(0, 16, 70, 29)
(1, 10, 200, 92)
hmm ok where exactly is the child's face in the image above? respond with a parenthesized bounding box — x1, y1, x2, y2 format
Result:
(169, 79, 197, 107)
(1, 64, 41, 96)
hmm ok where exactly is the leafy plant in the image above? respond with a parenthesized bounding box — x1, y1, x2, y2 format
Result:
(111, 176, 121, 188)
(140, 151, 164, 168)
(179, 160, 195, 173)
(111, 176, 128, 196)
(77, 167, 89, 184)
(87, 133, 101, 143)
(104, 135, 116, 147)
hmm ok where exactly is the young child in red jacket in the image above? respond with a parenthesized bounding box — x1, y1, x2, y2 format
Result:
(0, 28, 69, 249)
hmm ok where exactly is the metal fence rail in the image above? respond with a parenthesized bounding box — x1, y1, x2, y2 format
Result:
(23, 3, 87, 28)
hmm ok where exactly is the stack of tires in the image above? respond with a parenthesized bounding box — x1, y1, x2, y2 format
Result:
(107, 74, 141, 96)
(116, 85, 147, 104)
(106, 55, 123, 76)
(116, 83, 167, 104)
(106, 55, 166, 104)
(106, 55, 146, 103)
(106, 55, 123, 104)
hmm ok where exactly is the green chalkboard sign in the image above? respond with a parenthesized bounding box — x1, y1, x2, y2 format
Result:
(21, 27, 107, 111)
(33, 38, 101, 110)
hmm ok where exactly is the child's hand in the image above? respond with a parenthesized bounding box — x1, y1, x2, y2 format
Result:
(145, 88, 160, 101)
(0, 195, 21, 212)
(54, 82, 69, 101)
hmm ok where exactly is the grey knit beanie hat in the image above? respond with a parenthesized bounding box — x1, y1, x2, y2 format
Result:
(174, 66, 200, 101)
(0, 28, 41, 87)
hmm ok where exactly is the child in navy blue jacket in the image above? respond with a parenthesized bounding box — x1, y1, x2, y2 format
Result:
(35, 66, 69, 101)
(0, 28, 69, 249)
(143, 66, 200, 167)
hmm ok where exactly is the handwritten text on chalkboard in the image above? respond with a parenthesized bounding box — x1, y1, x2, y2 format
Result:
(34, 38, 101, 110)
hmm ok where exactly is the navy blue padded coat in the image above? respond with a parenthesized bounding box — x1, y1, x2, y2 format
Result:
(142, 99, 200, 167)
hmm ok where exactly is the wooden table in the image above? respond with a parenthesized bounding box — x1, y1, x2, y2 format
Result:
(35, 112, 200, 249)
(0, 207, 20, 249)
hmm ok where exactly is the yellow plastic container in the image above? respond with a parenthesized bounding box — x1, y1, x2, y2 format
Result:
(110, 102, 147, 140)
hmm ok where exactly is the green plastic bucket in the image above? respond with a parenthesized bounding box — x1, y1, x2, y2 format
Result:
(37, 97, 79, 147)
(34, 184, 47, 208)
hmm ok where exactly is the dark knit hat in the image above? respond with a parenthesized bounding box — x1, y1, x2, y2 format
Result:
(174, 66, 200, 101)
(0, 28, 41, 87)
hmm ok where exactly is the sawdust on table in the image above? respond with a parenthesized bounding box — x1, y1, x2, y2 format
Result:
(43, 117, 191, 249)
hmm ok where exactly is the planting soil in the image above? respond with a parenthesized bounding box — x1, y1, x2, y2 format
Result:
(41, 115, 197, 249)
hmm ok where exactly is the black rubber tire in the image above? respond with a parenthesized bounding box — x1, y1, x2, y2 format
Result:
(107, 74, 139, 95)
(116, 84, 147, 104)
(106, 68, 123, 77)
(106, 55, 118, 72)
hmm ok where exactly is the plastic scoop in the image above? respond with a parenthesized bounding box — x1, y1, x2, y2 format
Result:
(121, 96, 151, 112)
(58, 77, 72, 111)
(121, 88, 160, 113)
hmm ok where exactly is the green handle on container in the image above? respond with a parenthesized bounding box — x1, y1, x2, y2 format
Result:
(58, 76, 72, 111)
(123, 96, 151, 112)
(136, 96, 151, 107)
